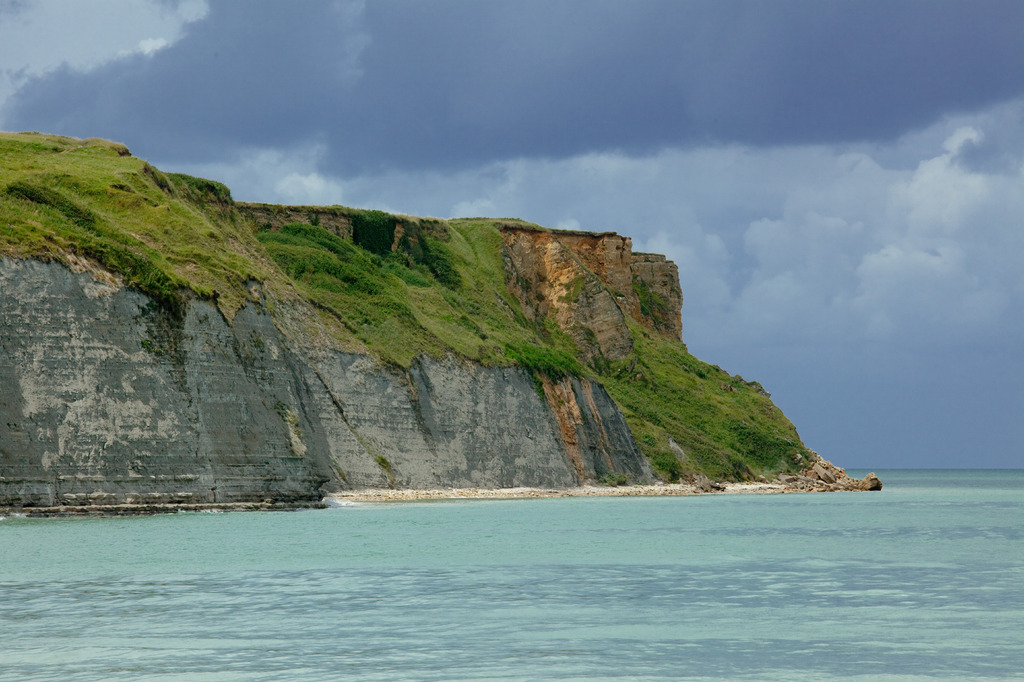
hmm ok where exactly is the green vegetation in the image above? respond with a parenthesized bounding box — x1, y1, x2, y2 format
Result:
(0, 132, 276, 316)
(253, 218, 535, 366)
(505, 342, 582, 380)
(597, 322, 805, 481)
(167, 172, 232, 205)
(374, 455, 396, 488)
(2, 173, 187, 313)
(598, 472, 630, 487)
(0, 132, 810, 481)
(562, 276, 585, 303)
(351, 209, 396, 256)
(633, 277, 668, 324)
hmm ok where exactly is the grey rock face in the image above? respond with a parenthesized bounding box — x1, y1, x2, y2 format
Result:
(308, 354, 584, 489)
(1, 259, 651, 508)
(566, 376, 652, 482)
(0, 258, 331, 507)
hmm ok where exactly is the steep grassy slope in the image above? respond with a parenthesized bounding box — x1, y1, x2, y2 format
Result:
(0, 132, 277, 317)
(1, 132, 811, 481)
(250, 214, 584, 373)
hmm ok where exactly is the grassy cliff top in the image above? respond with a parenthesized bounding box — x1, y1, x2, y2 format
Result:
(0, 132, 274, 316)
(1, 132, 812, 481)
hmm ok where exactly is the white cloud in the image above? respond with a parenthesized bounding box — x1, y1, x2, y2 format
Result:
(167, 144, 330, 204)
(893, 131, 992, 237)
(943, 126, 982, 155)
(838, 125, 1023, 348)
(175, 0, 207, 23)
(136, 38, 169, 56)
(274, 172, 346, 206)
(450, 198, 498, 219)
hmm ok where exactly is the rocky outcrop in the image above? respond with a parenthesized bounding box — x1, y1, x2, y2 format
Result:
(501, 226, 682, 363)
(777, 452, 882, 492)
(502, 227, 634, 360)
(239, 203, 355, 240)
(0, 258, 652, 510)
(236, 202, 449, 250)
(630, 252, 683, 339)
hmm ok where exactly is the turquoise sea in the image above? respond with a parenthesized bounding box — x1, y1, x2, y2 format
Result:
(1, 470, 1022, 681)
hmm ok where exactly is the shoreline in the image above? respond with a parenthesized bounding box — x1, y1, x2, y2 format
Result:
(327, 480, 822, 503)
(325, 463, 881, 503)
(3, 467, 881, 516)
(0, 482, 856, 517)
(325, 456, 881, 504)
(0, 500, 326, 518)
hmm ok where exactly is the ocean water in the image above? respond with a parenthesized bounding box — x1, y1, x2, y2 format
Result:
(1, 470, 1022, 681)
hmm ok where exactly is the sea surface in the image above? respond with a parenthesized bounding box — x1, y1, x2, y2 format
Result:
(1, 470, 1022, 681)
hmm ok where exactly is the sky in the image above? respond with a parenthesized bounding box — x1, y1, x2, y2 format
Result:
(2, 0, 1022, 469)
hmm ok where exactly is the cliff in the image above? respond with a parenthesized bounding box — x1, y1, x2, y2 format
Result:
(502, 225, 682, 362)
(0, 132, 848, 511)
(0, 257, 652, 508)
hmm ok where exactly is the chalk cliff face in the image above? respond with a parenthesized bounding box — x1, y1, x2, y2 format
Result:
(0, 258, 652, 509)
(502, 226, 683, 363)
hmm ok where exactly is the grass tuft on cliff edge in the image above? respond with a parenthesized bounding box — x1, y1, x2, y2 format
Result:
(1, 132, 809, 481)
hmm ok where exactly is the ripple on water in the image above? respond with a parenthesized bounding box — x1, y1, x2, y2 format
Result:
(1, 471, 1022, 681)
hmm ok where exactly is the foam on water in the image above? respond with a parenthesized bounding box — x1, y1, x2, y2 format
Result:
(322, 497, 362, 508)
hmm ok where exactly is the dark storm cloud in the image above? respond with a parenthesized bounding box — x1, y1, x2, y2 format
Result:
(0, 1, 29, 13)
(4, 1, 366, 159)
(7, 0, 1024, 173)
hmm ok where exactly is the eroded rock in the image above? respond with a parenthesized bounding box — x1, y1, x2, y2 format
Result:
(694, 474, 726, 492)
(800, 451, 882, 492)
(0, 258, 654, 510)
(501, 225, 683, 364)
(811, 462, 837, 484)
(859, 472, 883, 491)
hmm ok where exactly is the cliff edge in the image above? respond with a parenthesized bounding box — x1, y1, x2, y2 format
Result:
(0, 132, 876, 511)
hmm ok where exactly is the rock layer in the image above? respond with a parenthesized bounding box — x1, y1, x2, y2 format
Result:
(501, 226, 682, 364)
(0, 258, 653, 509)
(0, 258, 331, 508)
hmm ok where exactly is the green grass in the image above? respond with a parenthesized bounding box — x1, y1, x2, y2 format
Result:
(253, 217, 567, 368)
(504, 342, 583, 380)
(0, 132, 277, 317)
(0, 132, 812, 480)
(598, 322, 808, 481)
